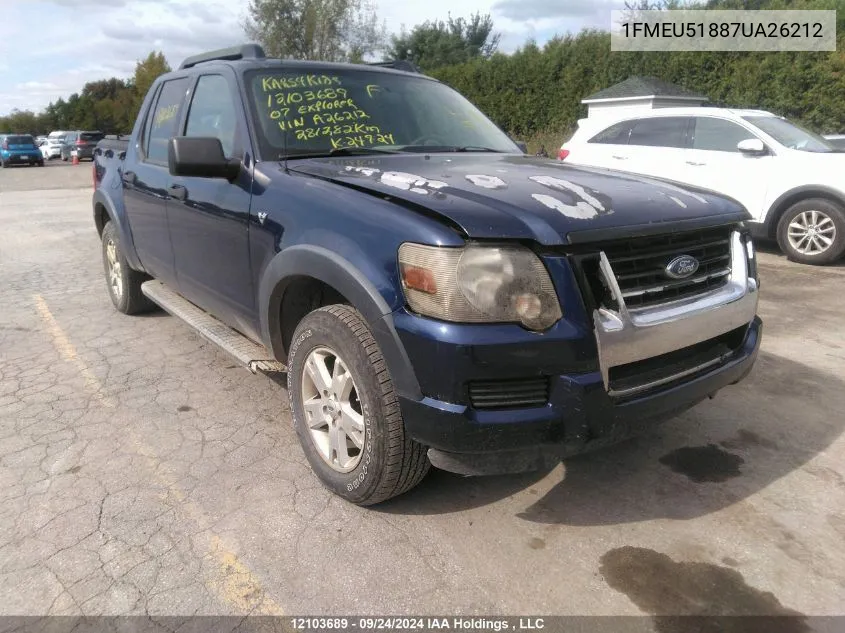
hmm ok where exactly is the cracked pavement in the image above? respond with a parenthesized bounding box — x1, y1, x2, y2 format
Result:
(1, 164, 844, 618)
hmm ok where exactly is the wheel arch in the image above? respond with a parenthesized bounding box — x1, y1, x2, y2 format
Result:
(259, 245, 422, 400)
(92, 190, 145, 272)
(764, 186, 845, 239)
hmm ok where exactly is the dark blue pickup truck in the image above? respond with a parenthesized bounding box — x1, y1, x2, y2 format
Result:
(93, 44, 762, 505)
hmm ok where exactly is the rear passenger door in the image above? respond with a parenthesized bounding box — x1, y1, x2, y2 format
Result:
(123, 76, 191, 285)
(571, 119, 636, 171)
(622, 116, 692, 183)
(166, 71, 257, 337)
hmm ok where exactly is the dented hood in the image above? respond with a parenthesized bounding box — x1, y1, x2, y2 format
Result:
(287, 154, 748, 245)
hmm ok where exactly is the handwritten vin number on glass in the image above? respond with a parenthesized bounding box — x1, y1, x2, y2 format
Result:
(262, 75, 396, 149)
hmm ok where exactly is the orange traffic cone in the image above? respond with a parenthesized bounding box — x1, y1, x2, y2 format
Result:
(72, 153, 80, 166)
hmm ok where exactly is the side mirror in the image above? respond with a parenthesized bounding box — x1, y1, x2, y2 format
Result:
(168, 137, 240, 180)
(737, 138, 766, 155)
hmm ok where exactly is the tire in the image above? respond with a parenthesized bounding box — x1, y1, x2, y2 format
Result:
(287, 305, 430, 505)
(101, 222, 154, 314)
(38, 161, 44, 167)
(776, 198, 845, 265)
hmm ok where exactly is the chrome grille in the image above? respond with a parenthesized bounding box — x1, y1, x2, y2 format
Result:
(595, 225, 734, 310)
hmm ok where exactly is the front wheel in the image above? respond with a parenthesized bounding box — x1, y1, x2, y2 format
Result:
(287, 305, 430, 505)
(101, 222, 154, 314)
(776, 198, 845, 265)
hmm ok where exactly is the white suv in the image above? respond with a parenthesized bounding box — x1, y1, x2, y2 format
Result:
(559, 108, 845, 265)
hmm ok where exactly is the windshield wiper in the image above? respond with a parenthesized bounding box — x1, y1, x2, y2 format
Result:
(451, 146, 504, 153)
(283, 147, 399, 159)
(396, 144, 504, 153)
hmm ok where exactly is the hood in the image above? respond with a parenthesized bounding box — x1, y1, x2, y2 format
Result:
(288, 154, 748, 245)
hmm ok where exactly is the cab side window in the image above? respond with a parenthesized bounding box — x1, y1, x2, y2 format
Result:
(146, 77, 190, 164)
(184, 75, 238, 158)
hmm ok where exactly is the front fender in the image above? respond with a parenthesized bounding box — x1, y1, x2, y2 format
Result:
(92, 189, 144, 272)
(764, 185, 845, 238)
(259, 244, 422, 400)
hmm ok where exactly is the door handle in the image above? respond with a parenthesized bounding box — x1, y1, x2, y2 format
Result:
(686, 161, 706, 166)
(122, 171, 136, 185)
(612, 155, 628, 160)
(167, 184, 188, 201)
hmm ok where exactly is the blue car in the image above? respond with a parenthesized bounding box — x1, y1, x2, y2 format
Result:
(0, 134, 45, 167)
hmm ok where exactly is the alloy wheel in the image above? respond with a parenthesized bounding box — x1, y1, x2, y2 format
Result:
(787, 209, 836, 255)
(300, 346, 365, 473)
(105, 238, 123, 301)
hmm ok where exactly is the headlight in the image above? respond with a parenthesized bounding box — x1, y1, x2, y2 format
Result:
(398, 242, 562, 330)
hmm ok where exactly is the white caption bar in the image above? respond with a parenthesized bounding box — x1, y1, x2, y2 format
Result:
(611, 10, 837, 52)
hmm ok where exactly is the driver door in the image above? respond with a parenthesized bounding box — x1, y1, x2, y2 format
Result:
(166, 71, 258, 338)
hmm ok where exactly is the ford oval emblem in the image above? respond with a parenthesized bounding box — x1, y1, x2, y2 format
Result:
(665, 255, 699, 279)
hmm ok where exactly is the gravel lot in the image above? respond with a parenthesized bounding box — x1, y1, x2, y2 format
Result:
(1, 163, 844, 623)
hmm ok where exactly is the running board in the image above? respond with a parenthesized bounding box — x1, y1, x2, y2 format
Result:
(141, 280, 286, 374)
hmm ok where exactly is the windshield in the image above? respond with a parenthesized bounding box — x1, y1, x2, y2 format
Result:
(245, 68, 519, 158)
(80, 132, 104, 142)
(743, 116, 834, 152)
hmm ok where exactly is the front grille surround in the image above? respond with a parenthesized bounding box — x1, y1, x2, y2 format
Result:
(569, 224, 758, 397)
(588, 225, 735, 311)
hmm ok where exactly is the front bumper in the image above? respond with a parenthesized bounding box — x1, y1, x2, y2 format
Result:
(391, 230, 760, 475)
(401, 316, 760, 475)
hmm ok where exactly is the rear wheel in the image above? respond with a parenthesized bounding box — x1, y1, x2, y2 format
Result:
(287, 305, 430, 505)
(776, 198, 845, 265)
(101, 222, 154, 314)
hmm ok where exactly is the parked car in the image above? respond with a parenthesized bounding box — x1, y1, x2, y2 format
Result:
(0, 134, 45, 167)
(560, 108, 845, 264)
(40, 136, 64, 160)
(824, 134, 845, 150)
(93, 44, 761, 505)
(61, 130, 105, 161)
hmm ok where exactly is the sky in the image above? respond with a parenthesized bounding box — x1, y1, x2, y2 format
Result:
(0, 0, 625, 117)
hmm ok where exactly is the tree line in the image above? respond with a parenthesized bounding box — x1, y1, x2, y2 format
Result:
(0, 52, 170, 136)
(3, 0, 843, 148)
(432, 0, 845, 151)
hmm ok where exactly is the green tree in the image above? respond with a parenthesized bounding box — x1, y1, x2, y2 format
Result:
(0, 109, 38, 134)
(387, 12, 500, 71)
(244, 0, 387, 61)
(131, 51, 171, 123)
